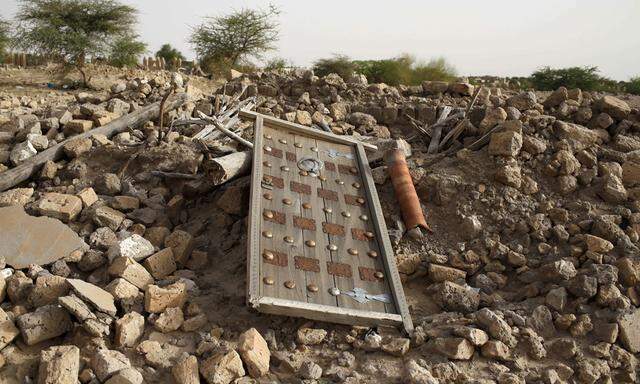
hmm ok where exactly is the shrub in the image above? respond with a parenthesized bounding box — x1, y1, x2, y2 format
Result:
(264, 57, 290, 71)
(0, 17, 10, 61)
(353, 54, 457, 85)
(108, 34, 146, 68)
(529, 66, 618, 92)
(625, 76, 640, 95)
(156, 44, 185, 68)
(313, 54, 356, 79)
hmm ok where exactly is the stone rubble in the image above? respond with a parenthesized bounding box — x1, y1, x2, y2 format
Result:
(0, 65, 639, 383)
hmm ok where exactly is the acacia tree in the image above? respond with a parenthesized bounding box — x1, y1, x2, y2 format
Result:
(0, 17, 10, 61)
(13, 0, 138, 86)
(189, 5, 280, 70)
(156, 44, 185, 68)
(109, 34, 146, 68)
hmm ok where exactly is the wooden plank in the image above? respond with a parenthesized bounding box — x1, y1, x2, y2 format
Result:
(239, 110, 378, 151)
(262, 127, 306, 302)
(355, 144, 414, 333)
(294, 134, 337, 306)
(256, 297, 402, 327)
(246, 116, 265, 307)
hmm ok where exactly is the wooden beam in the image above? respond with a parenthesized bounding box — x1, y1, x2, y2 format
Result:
(0, 93, 190, 192)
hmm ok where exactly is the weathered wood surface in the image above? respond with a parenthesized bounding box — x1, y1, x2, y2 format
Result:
(0, 93, 190, 192)
(246, 113, 413, 333)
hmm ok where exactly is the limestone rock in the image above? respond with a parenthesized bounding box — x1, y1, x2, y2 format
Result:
(173, 355, 200, 384)
(91, 349, 131, 382)
(0, 187, 34, 207)
(67, 278, 117, 316)
(0, 307, 20, 350)
(238, 327, 270, 378)
(143, 248, 177, 279)
(618, 309, 640, 353)
(145, 282, 187, 313)
(594, 95, 631, 120)
(200, 350, 245, 384)
(38, 345, 80, 384)
(154, 307, 184, 333)
(430, 281, 479, 313)
(115, 312, 145, 348)
(433, 337, 475, 360)
(107, 234, 154, 262)
(17, 305, 72, 345)
(35, 192, 82, 222)
(296, 327, 327, 345)
(109, 257, 154, 290)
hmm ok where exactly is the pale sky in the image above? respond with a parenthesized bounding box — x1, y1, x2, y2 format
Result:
(2, 0, 639, 80)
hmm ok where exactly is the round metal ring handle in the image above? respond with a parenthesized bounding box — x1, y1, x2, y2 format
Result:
(297, 157, 323, 175)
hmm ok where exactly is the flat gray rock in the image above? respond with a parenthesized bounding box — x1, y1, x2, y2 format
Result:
(67, 278, 117, 316)
(0, 205, 87, 269)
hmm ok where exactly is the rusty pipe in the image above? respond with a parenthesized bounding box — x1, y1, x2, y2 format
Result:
(385, 149, 431, 232)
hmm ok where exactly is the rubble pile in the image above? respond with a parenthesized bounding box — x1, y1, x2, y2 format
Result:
(0, 65, 640, 383)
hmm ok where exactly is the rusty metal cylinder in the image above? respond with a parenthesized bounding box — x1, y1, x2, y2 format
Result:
(385, 149, 430, 232)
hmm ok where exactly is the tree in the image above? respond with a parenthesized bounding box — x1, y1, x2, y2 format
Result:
(313, 54, 356, 79)
(189, 5, 280, 70)
(530, 66, 617, 92)
(156, 44, 185, 68)
(0, 17, 10, 61)
(13, 0, 138, 86)
(109, 34, 146, 68)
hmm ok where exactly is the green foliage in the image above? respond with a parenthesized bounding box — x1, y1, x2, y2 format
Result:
(264, 57, 290, 71)
(313, 54, 357, 79)
(354, 54, 457, 85)
(156, 43, 185, 67)
(190, 5, 280, 69)
(627, 76, 640, 95)
(0, 17, 10, 61)
(108, 34, 146, 67)
(13, 0, 138, 85)
(530, 66, 616, 91)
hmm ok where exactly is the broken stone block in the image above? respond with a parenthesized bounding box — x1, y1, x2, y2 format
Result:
(488, 130, 523, 157)
(77, 187, 98, 208)
(428, 264, 467, 283)
(38, 345, 80, 384)
(143, 226, 171, 248)
(107, 234, 154, 262)
(9, 140, 37, 165)
(594, 95, 631, 120)
(59, 294, 97, 322)
(481, 340, 510, 360)
(172, 355, 200, 384)
(200, 350, 245, 384)
(64, 119, 93, 135)
(145, 282, 187, 313)
(67, 278, 117, 316)
(296, 327, 327, 345)
(0, 187, 33, 207)
(154, 307, 184, 333)
(63, 137, 92, 158)
(17, 305, 72, 345)
(618, 309, 640, 353)
(164, 230, 195, 266)
(0, 206, 86, 269)
(28, 274, 69, 307)
(430, 281, 479, 313)
(432, 337, 475, 360)
(143, 248, 177, 279)
(453, 326, 489, 347)
(299, 360, 323, 380)
(108, 257, 154, 290)
(94, 173, 122, 195)
(115, 312, 144, 348)
(93, 205, 126, 231)
(91, 349, 131, 382)
(111, 196, 140, 212)
(381, 337, 411, 356)
(35, 192, 83, 222)
(0, 307, 19, 350)
(584, 234, 614, 254)
(476, 308, 516, 347)
(238, 327, 270, 378)
(104, 367, 143, 384)
(182, 313, 207, 332)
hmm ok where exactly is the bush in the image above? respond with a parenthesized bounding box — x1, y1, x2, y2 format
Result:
(313, 54, 357, 79)
(529, 66, 618, 92)
(156, 44, 185, 68)
(264, 57, 290, 71)
(0, 17, 10, 61)
(353, 54, 456, 85)
(626, 76, 640, 95)
(108, 34, 146, 68)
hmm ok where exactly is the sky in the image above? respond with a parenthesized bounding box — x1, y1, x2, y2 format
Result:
(2, 0, 639, 80)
